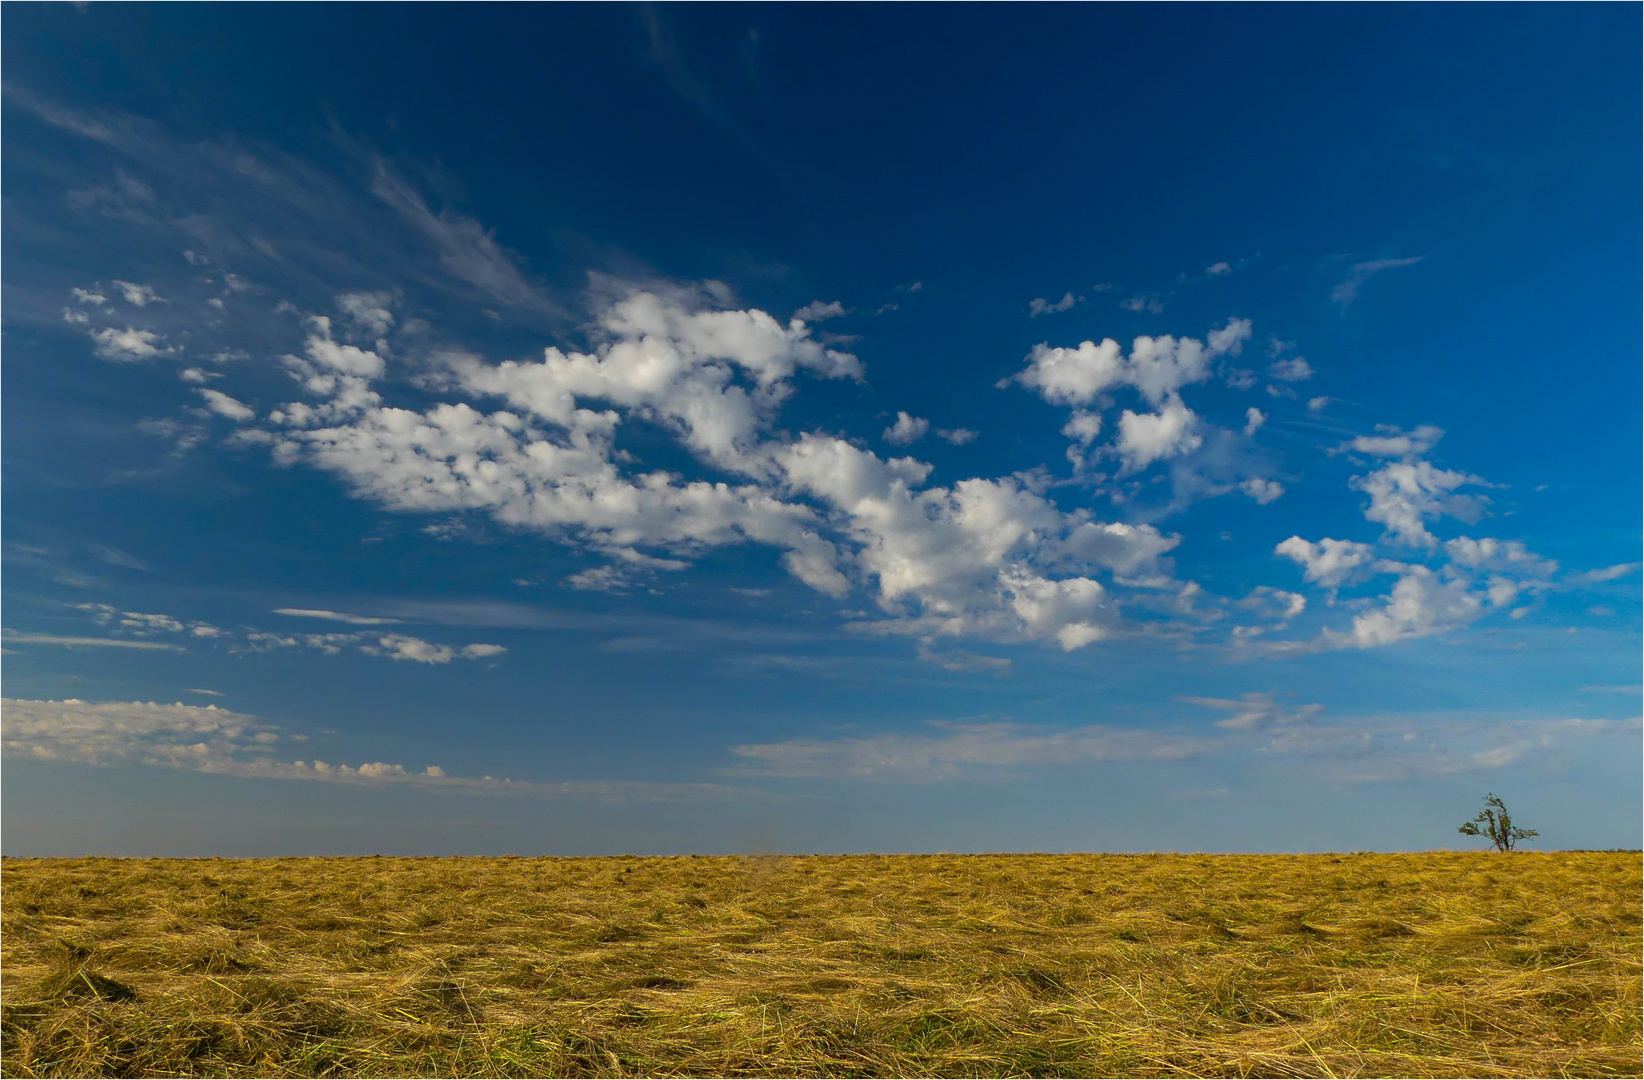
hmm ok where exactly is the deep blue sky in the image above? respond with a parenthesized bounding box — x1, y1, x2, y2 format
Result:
(4, 4, 1638, 855)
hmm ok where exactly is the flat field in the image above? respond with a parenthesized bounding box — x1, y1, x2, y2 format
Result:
(1, 852, 1638, 1078)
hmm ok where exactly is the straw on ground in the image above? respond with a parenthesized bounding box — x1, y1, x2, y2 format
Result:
(2, 852, 1638, 1077)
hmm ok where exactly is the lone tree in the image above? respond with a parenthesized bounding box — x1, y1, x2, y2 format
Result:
(1458, 793, 1539, 852)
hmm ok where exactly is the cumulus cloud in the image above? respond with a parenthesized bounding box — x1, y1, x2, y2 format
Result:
(1331, 256, 1424, 307)
(1274, 536, 1377, 588)
(1344, 424, 1444, 458)
(196, 388, 255, 420)
(71, 286, 108, 306)
(112, 280, 164, 306)
(1241, 477, 1285, 504)
(1354, 459, 1486, 546)
(937, 427, 978, 446)
(219, 288, 1189, 653)
(793, 300, 845, 322)
(883, 411, 930, 446)
(1116, 398, 1201, 472)
(336, 290, 395, 337)
(1028, 292, 1078, 317)
(1206, 261, 1232, 276)
(90, 326, 170, 360)
(1243, 407, 1265, 436)
(1268, 356, 1313, 382)
(1061, 410, 1103, 445)
(1335, 566, 1487, 647)
(1307, 396, 1332, 412)
(1120, 294, 1165, 315)
(1012, 318, 1250, 406)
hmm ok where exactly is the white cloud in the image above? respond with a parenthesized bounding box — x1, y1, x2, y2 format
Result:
(1182, 692, 1321, 731)
(1061, 410, 1103, 445)
(336, 290, 395, 337)
(728, 720, 1215, 781)
(1120, 294, 1165, 315)
(371, 164, 564, 316)
(1274, 536, 1376, 588)
(937, 427, 978, 446)
(1268, 356, 1313, 382)
(112, 280, 164, 306)
(1344, 424, 1444, 458)
(1028, 292, 1078, 317)
(196, 388, 255, 421)
(1206, 261, 1232, 276)
(565, 565, 630, 592)
(1307, 396, 1331, 412)
(1336, 566, 1486, 647)
(1354, 459, 1486, 546)
(1241, 477, 1284, 504)
(1, 697, 767, 801)
(362, 634, 504, 663)
(1, 630, 180, 650)
(77, 602, 221, 639)
(62, 308, 90, 325)
(1013, 318, 1249, 406)
(793, 300, 845, 322)
(883, 411, 930, 446)
(272, 608, 400, 625)
(1331, 256, 1425, 307)
(90, 327, 170, 360)
(71, 286, 108, 306)
(1116, 398, 1201, 472)
(1243, 407, 1265, 436)
(1443, 537, 1557, 575)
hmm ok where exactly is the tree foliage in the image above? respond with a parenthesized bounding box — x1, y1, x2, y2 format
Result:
(1458, 792, 1539, 852)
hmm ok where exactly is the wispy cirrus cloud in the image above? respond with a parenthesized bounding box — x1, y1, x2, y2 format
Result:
(1331, 256, 1424, 307)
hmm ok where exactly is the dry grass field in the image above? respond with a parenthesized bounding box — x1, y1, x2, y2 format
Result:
(1, 852, 1638, 1078)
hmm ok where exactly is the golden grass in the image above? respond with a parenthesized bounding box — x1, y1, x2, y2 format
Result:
(2, 852, 1638, 1078)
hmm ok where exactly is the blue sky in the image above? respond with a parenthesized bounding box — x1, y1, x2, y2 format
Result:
(4, 4, 1639, 856)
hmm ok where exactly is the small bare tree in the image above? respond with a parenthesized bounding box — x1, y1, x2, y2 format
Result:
(1458, 793, 1538, 852)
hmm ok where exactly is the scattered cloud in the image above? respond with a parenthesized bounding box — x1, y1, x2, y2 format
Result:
(1182, 692, 1321, 730)
(195, 388, 255, 421)
(1268, 356, 1314, 382)
(111, 280, 164, 306)
(793, 300, 845, 322)
(1012, 318, 1250, 406)
(728, 720, 1215, 781)
(1028, 292, 1079, 317)
(2, 630, 181, 650)
(1120, 293, 1166, 315)
(1275, 536, 1376, 588)
(272, 608, 400, 625)
(883, 411, 930, 446)
(90, 327, 170, 361)
(1342, 424, 1444, 458)
(1205, 261, 1232, 276)
(937, 427, 978, 446)
(1243, 407, 1266, 436)
(1331, 256, 1425, 307)
(1, 698, 749, 801)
